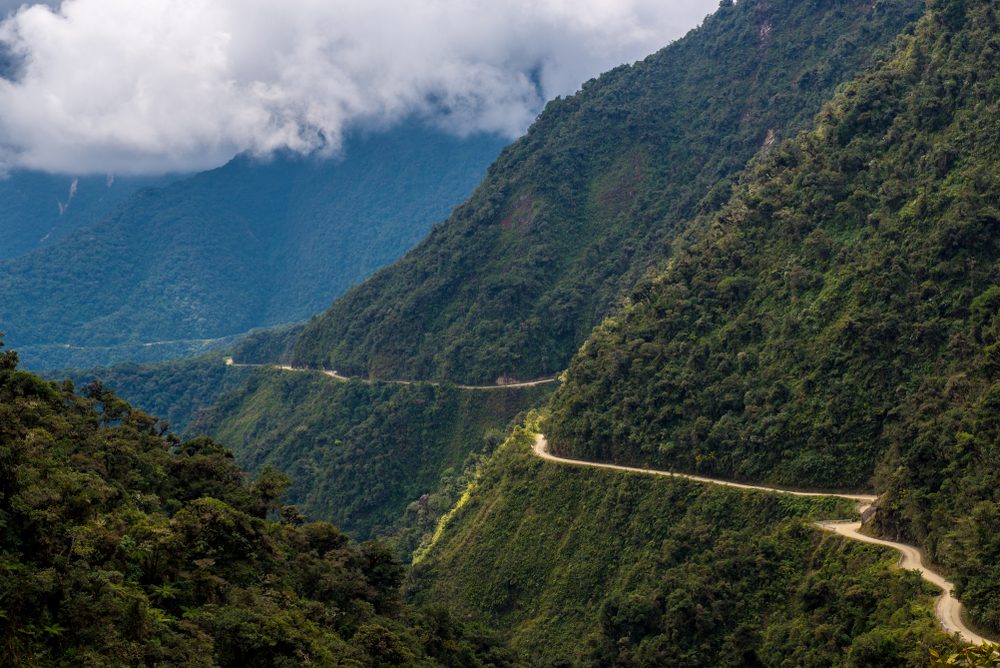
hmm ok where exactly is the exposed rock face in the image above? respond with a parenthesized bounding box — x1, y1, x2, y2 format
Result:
(861, 494, 908, 542)
(861, 500, 878, 526)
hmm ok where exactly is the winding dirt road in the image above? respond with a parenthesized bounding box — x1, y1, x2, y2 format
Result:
(222, 351, 988, 645)
(818, 520, 990, 646)
(225, 357, 558, 390)
(531, 433, 991, 646)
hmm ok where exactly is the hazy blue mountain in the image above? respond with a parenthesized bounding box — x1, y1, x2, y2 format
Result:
(2, 122, 506, 369)
(0, 171, 175, 260)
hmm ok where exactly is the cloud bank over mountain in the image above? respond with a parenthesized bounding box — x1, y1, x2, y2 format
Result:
(0, 0, 716, 174)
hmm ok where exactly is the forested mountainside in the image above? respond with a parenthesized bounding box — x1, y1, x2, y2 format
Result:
(57, 351, 551, 554)
(51, 323, 306, 437)
(0, 344, 510, 666)
(287, 0, 923, 385)
(411, 425, 954, 666)
(548, 0, 1000, 636)
(2, 123, 505, 370)
(26, 0, 1000, 663)
(56, 354, 254, 436)
(227, 323, 305, 366)
(191, 368, 552, 552)
(0, 171, 174, 260)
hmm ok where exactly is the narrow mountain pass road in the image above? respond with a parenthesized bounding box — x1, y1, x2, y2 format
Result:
(531, 433, 992, 646)
(224, 357, 559, 390)
(818, 520, 991, 646)
(221, 351, 989, 645)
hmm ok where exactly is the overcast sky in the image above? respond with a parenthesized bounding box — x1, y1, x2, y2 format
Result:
(0, 0, 719, 175)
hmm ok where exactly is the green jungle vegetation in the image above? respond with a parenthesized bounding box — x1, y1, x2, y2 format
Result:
(15, 0, 1000, 663)
(548, 0, 1000, 637)
(288, 0, 923, 384)
(411, 421, 956, 666)
(0, 342, 511, 667)
(191, 368, 553, 551)
(931, 645, 1000, 667)
(228, 323, 305, 366)
(2, 123, 505, 371)
(56, 354, 253, 436)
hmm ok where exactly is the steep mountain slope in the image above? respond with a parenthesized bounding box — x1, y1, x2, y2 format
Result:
(55, 353, 550, 554)
(2, 123, 505, 370)
(548, 0, 1000, 635)
(190, 368, 553, 549)
(56, 354, 254, 435)
(410, 425, 953, 665)
(0, 344, 510, 666)
(288, 0, 923, 384)
(0, 171, 174, 260)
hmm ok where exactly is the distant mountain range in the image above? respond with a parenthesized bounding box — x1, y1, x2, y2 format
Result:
(2, 123, 506, 369)
(0, 170, 175, 261)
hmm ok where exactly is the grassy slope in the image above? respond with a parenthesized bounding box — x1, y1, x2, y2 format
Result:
(411, 423, 953, 666)
(193, 368, 553, 547)
(290, 0, 923, 384)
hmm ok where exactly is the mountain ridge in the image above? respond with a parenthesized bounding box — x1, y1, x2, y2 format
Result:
(285, 0, 924, 384)
(0, 170, 176, 261)
(547, 0, 1000, 636)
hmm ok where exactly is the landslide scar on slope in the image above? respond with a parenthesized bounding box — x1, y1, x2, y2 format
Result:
(500, 192, 538, 232)
(592, 150, 648, 219)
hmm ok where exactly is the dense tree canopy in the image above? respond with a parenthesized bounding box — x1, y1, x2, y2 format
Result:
(548, 0, 1000, 636)
(411, 425, 955, 666)
(192, 368, 552, 553)
(26, 0, 1000, 663)
(0, 341, 509, 666)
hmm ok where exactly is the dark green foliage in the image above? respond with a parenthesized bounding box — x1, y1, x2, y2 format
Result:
(53, 353, 252, 435)
(411, 426, 953, 666)
(0, 347, 510, 666)
(192, 368, 553, 549)
(547, 0, 1000, 635)
(43, 339, 547, 559)
(548, 0, 1000, 487)
(2, 124, 505, 370)
(290, 0, 923, 384)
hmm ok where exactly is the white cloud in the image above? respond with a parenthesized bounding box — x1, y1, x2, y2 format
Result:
(0, 0, 718, 175)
